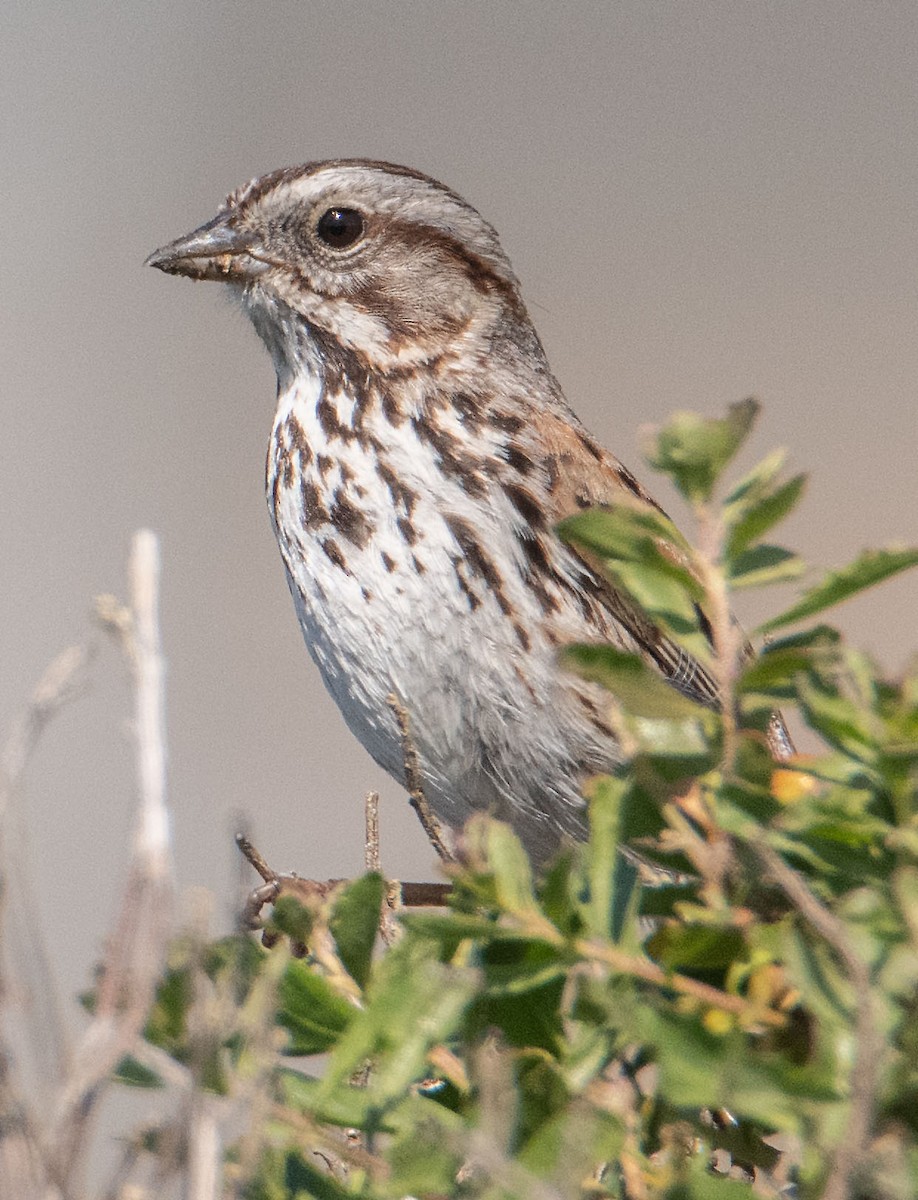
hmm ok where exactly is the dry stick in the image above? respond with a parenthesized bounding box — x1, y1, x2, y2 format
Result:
(386, 692, 454, 862)
(0, 643, 92, 1195)
(49, 530, 176, 1191)
(753, 842, 880, 1200)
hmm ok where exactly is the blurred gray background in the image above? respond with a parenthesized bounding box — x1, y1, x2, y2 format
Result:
(2, 2, 916, 1010)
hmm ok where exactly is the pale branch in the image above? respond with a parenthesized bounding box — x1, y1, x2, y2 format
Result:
(48, 530, 176, 1189)
(0, 643, 93, 1196)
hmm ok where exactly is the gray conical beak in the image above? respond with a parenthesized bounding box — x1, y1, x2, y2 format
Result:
(146, 215, 267, 283)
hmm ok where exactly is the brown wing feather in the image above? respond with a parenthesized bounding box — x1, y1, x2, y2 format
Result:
(530, 412, 721, 706)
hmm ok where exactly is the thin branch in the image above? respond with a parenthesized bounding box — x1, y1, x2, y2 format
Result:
(48, 530, 175, 1188)
(752, 842, 879, 1200)
(0, 644, 93, 1195)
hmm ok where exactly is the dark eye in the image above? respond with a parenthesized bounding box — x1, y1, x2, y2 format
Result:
(315, 207, 365, 250)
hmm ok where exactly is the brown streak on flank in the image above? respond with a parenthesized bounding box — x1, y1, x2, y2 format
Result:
(271, 470, 283, 526)
(321, 538, 350, 574)
(397, 516, 418, 546)
(514, 663, 537, 701)
(453, 391, 485, 431)
(452, 560, 482, 611)
(377, 460, 418, 514)
(513, 623, 531, 652)
(381, 551, 396, 573)
(329, 491, 371, 548)
(501, 443, 536, 476)
(411, 554, 426, 576)
(381, 390, 407, 427)
(446, 515, 511, 616)
(515, 531, 561, 615)
(504, 483, 545, 528)
(316, 454, 334, 478)
(412, 414, 487, 498)
(301, 478, 330, 529)
(491, 411, 525, 435)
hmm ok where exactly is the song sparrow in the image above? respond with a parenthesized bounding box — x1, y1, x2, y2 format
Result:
(148, 160, 724, 864)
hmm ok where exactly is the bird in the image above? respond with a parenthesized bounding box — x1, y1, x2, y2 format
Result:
(147, 159, 731, 866)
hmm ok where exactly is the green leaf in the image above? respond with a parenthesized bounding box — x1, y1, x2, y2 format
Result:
(318, 938, 476, 1107)
(485, 820, 540, 915)
(729, 543, 806, 589)
(725, 467, 807, 559)
(584, 775, 640, 943)
(558, 501, 699, 593)
(643, 398, 760, 503)
(277, 958, 355, 1055)
(329, 872, 384, 990)
(739, 625, 842, 696)
(759, 547, 918, 633)
(562, 643, 710, 720)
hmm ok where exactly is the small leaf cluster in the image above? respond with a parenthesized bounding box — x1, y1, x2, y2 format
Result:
(120, 402, 918, 1199)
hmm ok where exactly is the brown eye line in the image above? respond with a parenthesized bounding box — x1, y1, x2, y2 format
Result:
(315, 207, 365, 250)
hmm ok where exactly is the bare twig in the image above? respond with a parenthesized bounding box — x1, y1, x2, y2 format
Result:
(364, 790, 381, 872)
(48, 530, 175, 1189)
(386, 692, 453, 862)
(0, 644, 93, 1195)
(752, 842, 879, 1200)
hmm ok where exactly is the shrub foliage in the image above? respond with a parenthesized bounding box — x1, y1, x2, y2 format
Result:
(121, 402, 918, 1199)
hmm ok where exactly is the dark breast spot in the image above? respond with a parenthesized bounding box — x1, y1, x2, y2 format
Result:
(397, 516, 418, 546)
(286, 413, 313, 466)
(411, 414, 487, 498)
(321, 538, 350, 574)
(301, 478, 330, 529)
(329, 491, 372, 549)
(316, 394, 355, 442)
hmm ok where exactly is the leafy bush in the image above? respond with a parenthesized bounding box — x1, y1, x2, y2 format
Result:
(119, 402, 918, 1198)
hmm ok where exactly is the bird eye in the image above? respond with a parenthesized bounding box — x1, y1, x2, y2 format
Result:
(315, 207, 365, 250)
